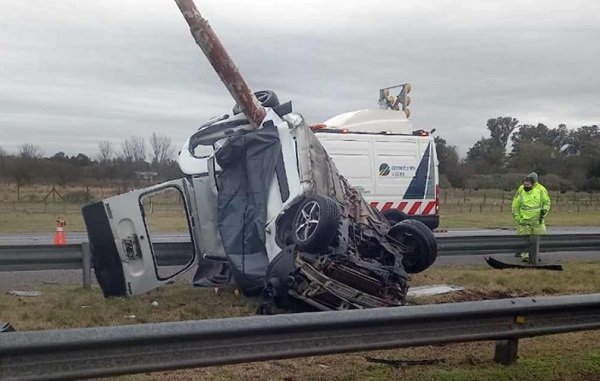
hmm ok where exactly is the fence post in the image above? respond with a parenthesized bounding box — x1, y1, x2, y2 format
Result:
(528, 235, 540, 265)
(82, 242, 92, 290)
(494, 339, 519, 365)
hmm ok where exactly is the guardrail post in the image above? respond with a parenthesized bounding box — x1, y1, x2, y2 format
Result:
(494, 339, 518, 365)
(81, 242, 92, 290)
(529, 235, 540, 265)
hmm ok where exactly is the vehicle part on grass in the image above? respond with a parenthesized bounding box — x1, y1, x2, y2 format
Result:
(292, 194, 341, 253)
(485, 256, 563, 271)
(406, 284, 464, 297)
(0, 322, 15, 333)
(6, 291, 43, 297)
(364, 356, 445, 368)
(388, 220, 438, 274)
(233, 90, 280, 116)
(382, 209, 408, 225)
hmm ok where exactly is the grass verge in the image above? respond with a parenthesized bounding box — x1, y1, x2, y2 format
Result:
(0, 208, 598, 233)
(2, 263, 600, 380)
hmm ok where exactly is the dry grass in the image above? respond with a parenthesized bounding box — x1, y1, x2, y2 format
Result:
(3, 263, 600, 380)
(1, 184, 600, 232)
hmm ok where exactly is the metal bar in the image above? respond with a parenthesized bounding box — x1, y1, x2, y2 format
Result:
(81, 242, 92, 290)
(1, 293, 600, 380)
(494, 339, 518, 365)
(0, 245, 82, 271)
(173, 0, 266, 128)
(1, 234, 599, 273)
(529, 235, 540, 265)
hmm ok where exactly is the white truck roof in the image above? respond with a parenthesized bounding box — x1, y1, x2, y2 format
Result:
(322, 109, 414, 134)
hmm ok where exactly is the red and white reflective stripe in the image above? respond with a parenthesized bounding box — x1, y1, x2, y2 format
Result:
(370, 201, 437, 215)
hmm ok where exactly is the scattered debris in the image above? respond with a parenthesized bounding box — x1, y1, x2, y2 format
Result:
(485, 256, 563, 271)
(364, 356, 444, 368)
(7, 291, 43, 297)
(124, 314, 136, 319)
(1, 321, 15, 333)
(317, 364, 329, 369)
(80, 305, 90, 309)
(407, 284, 463, 298)
(151, 301, 159, 307)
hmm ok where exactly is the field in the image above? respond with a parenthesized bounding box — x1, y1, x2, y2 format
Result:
(3, 263, 600, 380)
(2, 183, 600, 379)
(1, 184, 599, 232)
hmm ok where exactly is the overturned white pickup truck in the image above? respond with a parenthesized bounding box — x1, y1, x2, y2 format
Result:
(81, 1, 437, 313)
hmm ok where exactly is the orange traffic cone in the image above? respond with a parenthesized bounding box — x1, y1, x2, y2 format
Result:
(54, 217, 66, 245)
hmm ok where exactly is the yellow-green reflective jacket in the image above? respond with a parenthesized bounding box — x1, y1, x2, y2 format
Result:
(511, 183, 551, 224)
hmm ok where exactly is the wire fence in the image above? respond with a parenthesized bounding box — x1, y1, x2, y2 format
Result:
(1, 184, 599, 215)
(440, 189, 600, 213)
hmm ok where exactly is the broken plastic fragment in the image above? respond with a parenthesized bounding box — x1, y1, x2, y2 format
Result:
(7, 291, 43, 297)
(406, 284, 463, 298)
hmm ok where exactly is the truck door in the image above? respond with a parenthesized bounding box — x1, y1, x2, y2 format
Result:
(82, 179, 199, 297)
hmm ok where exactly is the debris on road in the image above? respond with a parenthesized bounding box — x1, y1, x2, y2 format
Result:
(407, 284, 463, 297)
(1, 321, 15, 333)
(364, 356, 445, 368)
(7, 291, 43, 297)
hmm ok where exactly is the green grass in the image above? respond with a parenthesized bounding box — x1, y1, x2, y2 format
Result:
(0, 204, 598, 233)
(4, 263, 600, 380)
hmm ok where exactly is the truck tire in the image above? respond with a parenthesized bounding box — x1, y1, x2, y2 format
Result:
(399, 219, 438, 267)
(388, 221, 436, 274)
(232, 90, 280, 115)
(382, 209, 409, 225)
(292, 194, 340, 254)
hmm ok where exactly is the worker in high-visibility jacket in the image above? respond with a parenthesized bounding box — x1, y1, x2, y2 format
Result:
(511, 172, 551, 260)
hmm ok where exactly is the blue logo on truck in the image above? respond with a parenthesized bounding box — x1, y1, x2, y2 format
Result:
(379, 163, 390, 176)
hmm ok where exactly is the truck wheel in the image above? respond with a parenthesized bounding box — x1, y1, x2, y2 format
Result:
(399, 219, 438, 267)
(382, 209, 408, 225)
(232, 90, 280, 115)
(292, 194, 340, 254)
(388, 221, 436, 274)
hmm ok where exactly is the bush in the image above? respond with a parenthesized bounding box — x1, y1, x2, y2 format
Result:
(540, 174, 575, 191)
(439, 174, 452, 189)
(466, 174, 524, 191)
(63, 190, 95, 203)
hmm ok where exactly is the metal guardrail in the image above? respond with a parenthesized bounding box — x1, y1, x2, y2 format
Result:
(1, 234, 599, 288)
(1, 293, 600, 380)
(438, 234, 600, 256)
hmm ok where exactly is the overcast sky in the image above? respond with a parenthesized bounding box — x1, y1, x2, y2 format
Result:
(1, 0, 599, 159)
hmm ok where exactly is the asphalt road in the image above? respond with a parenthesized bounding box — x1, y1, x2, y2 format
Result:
(1, 227, 599, 290)
(0, 226, 598, 245)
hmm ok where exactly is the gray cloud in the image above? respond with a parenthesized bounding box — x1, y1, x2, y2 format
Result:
(1, 0, 599, 157)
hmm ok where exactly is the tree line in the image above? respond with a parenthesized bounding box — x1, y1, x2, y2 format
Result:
(0, 133, 182, 196)
(2, 120, 599, 194)
(436, 117, 600, 191)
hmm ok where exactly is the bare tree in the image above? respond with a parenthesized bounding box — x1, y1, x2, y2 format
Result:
(149, 133, 175, 164)
(121, 136, 146, 162)
(0, 146, 6, 157)
(97, 140, 114, 162)
(19, 143, 43, 159)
